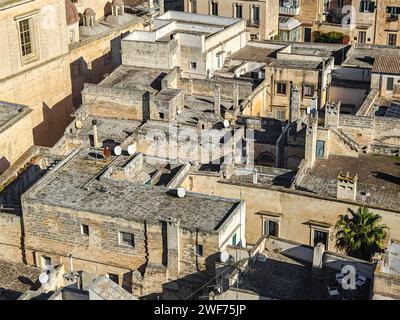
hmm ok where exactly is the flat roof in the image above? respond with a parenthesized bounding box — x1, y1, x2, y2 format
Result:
(25, 149, 241, 232)
(343, 45, 400, 69)
(296, 154, 400, 211)
(231, 45, 276, 62)
(0, 260, 40, 299)
(0, 101, 31, 133)
(99, 66, 168, 94)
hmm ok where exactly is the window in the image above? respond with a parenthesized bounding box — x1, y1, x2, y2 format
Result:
(190, 0, 197, 13)
(210, 1, 218, 15)
(189, 61, 197, 70)
(107, 273, 119, 284)
(195, 244, 203, 256)
(264, 220, 278, 237)
(386, 6, 400, 15)
(119, 231, 134, 247)
(81, 224, 89, 236)
(234, 3, 243, 18)
(388, 33, 397, 46)
(387, 77, 394, 91)
(313, 230, 328, 248)
(316, 140, 325, 158)
(276, 109, 286, 121)
(303, 84, 315, 97)
(41, 255, 52, 267)
(358, 31, 366, 44)
(276, 82, 287, 95)
(359, 0, 375, 13)
(18, 17, 37, 62)
(251, 5, 260, 26)
(232, 233, 237, 246)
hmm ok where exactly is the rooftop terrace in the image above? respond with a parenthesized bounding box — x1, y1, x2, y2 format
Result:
(25, 149, 241, 232)
(296, 154, 400, 211)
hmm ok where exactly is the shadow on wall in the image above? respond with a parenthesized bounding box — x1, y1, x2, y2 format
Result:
(70, 35, 123, 108)
(32, 96, 74, 147)
(140, 252, 220, 300)
(0, 157, 10, 175)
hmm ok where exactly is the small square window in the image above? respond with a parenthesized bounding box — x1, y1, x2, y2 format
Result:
(81, 224, 89, 236)
(107, 273, 119, 284)
(190, 61, 197, 70)
(276, 82, 287, 95)
(303, 84, 315, 97)
(41, 255, 52, 267)
(194, 244, 203, 256)
(119, 232, 135, 247)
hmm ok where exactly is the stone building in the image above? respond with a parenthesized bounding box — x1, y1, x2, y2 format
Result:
(0, 0, 145, 162)
(20, 148, 246, 298)
(0, 101, 33, 174)
(183, 0, 279, 41)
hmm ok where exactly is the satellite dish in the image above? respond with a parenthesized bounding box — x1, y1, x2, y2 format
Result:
(127, 144, 136, 155)
(75, 120, 82, 129)
(220, 251, 230, 263)
(39, 272, 49, 284)
(177, 187, 186, 198)
(114, 146, 122, 156)
(177, 109, 183, 115)
(223, 120, 230, 128)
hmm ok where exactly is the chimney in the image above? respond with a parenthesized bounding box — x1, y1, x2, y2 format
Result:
(289, 85, 300, 124)
(233, 83, 239, 108)
(253, 168, 258, 184)
(325, 101, 341, 128)
(337, 172, 358, 201)
(92, 119, 99, 148)
(214, 84, 221, 115)
(312, 242, 325, 269)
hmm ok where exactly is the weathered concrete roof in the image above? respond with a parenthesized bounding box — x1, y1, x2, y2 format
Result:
(296, 154, 400, 211)
(343, 44, 400, 69)
(0, 260, 41, 300)
(0, 101, 31, 134)
(24, 149, 241, 232)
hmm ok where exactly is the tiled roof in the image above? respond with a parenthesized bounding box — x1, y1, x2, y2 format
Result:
(372, 56, 400, 75)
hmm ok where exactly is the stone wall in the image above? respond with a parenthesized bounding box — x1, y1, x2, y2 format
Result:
(82, 83, 157, 120)
(0, 211, 23, 263)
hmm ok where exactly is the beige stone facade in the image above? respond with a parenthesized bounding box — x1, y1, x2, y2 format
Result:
(183, 0, 279, 40)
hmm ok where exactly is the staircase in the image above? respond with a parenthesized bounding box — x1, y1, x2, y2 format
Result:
(331, 128, 364, 153)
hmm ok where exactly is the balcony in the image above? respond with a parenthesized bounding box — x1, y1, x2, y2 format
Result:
(279, 4, 300, 16)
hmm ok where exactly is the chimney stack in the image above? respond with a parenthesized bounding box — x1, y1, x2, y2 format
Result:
(253, 168, 258, 184)
(337, 172, 358, 201)
(92, 119, 99, 148)
(233, 83, 239, 108)
(312, 242, 325, 269)
(214, 84, 221, 115)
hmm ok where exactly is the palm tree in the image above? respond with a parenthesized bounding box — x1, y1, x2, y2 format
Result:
(335, 207, 388, 261)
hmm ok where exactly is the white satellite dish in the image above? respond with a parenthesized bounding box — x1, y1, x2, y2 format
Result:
(177, 187, 186, 198)
(39, 272, 49, 284)
(127, 144, 136, 155)
(75, 120, 82, 129)
(220, 251, 230, 263)
(114, 146, 122, 156)
(177, 109, 182, 115)
(223, 120, 230, 128)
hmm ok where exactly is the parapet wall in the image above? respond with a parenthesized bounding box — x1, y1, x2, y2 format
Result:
(0, 211, 23, 263)
(177, 77, 252, 100)
(82, 84, 158, 120)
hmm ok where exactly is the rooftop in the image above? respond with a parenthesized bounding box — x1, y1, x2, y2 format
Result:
(372, 55, 400, 75)
(0, 260, 40, 300)
(0, 101, 31, 133)
(100, 66, 168, 94)
(343, 44, 400, 69)
(296, 154, 400, 211)
(25, 149, 241, 232)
